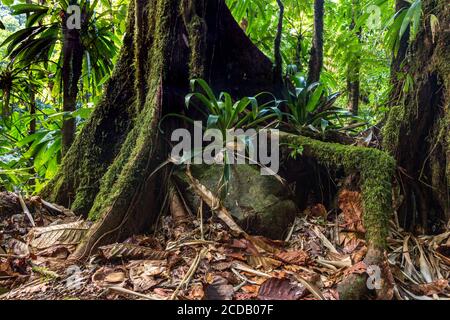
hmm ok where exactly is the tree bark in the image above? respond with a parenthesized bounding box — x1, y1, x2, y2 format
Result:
(41, 0, 273, 259)
(347, 1, 361, 116)
(273, 0, 284, 91)
(61, 10, 84, 156)
(307, 0, 324, 84)
(383, 0, 450, 231)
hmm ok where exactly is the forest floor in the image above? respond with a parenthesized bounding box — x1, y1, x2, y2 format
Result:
(0, 192, 449, 300)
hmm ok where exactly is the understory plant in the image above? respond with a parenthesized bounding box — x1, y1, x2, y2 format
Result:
(284, 74, 364, 134)
(163, 78, 282, 197)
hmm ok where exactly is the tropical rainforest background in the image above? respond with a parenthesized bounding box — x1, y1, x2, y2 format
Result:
(0, 0, 448, 300)
(0, 0, 416, 193)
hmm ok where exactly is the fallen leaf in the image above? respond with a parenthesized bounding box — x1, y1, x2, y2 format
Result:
(8, 239, 30, 257)
(276, 250, 309, 266)
(235, 292, 258, 300)
(187, 283, 205, 300)
(128, 260, 167, 290)
(29, 221, 89, 249)
(246, 255, 282, 271)
(246, 236, 283, 254)
(212, 261, 233, 271)
(37, 245, 71, 259)
(204, 276, 234, 300)
(98, 243, 168, 260)
(104, 272, 125, 283)
(410, 279, 449, 296)
(225, 252, 246, 261)
(258, 278, 307, 300)
(342, 261, 367, 277)
(241, 285, 259, 294)
(230, 238, 259, 255)
(305, 204, 328, 219)
(322, 289, 339, 300)
(92, 267, 127, 287)
(338, 190, 365, 233)
(0, 259, 15, 277)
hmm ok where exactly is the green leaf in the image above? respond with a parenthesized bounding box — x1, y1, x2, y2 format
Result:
(11, 4, 49, 15)
(1, 0, 14, 6)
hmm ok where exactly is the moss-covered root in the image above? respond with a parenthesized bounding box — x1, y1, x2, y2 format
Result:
(280, 133, 396, 249)
(279, 133, 396, 299)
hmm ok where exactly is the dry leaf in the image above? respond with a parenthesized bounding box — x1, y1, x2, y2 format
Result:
(246, 255, 282, 271)
(37, 245, 71, 259)
(30, 221, 89, 249)
(343, 261, 367, 277)
(98, 243, 168, 260)
(241, 285, 259, 294)
(128, 261, 164, 292)
(230, 238, 259, 255)
(8, 239, 30, 257)
(338, 190, 365, 233)
(246, 236, 283, 254)
(105, 272, 125, 283)
(204, 276, 234, 300)
(276, 250, 309, 266)
(212, 261, 233, 271)
(188, 283, 205, 300)
(258, 278, 307, 300)
(305, 204, 328, 219)
(410, 279, 449, 296)
(92, 267, 127, 287)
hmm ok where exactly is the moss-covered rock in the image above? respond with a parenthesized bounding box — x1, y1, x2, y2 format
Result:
(175, 164, 297, 239)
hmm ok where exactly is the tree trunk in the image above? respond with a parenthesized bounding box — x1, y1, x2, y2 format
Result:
(383, 0, 449, 231)
(347, 1, 361, 116)
(41, 0, 273, 259)
(307, 0, 324, 84)
(61, 12, 84, 156)
(273, 0, 284, 91)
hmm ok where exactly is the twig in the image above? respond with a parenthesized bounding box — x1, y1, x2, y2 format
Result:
(285, 218, 298, 242)
(103, 286, 163, 300)
(170, 248, 206, 300)
(41, 199, 63, 214)
(166, 240, 216, 251)
(17, 193, 35, 227)
(286, 271, 325, 300)
(233, 280, 247, 292)
(231, 262, 271, 278)
(0, 253, 22, 258)
(199, 199, 204, 240)
(231, 268, 258, 285)
(312, 226, 338, 254)
(186, 166, 246, 237)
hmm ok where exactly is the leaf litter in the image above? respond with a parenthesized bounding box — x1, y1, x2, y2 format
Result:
(0, 191, 449, 300)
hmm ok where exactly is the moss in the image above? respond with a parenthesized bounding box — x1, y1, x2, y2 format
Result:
(179, 0, 207, 78)
(187, 15, 207, 78)
(280, 133, 396, 249)
(85, 0, 176, 223)
(39, 1, 137, 215)
(382, 105, 405, 156)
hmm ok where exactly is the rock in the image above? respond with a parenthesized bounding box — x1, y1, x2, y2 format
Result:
(175, 164, 297, 239)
